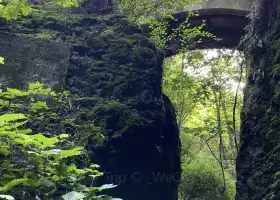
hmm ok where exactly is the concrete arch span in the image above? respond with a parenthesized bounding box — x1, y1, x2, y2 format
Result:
(164, 8, 250, 56)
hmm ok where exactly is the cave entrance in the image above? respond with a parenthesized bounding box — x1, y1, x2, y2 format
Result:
(162, 49, 246, 200)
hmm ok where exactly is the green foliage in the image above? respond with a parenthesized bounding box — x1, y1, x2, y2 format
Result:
(117, 0, 218, 48)
(0, 194, 14, 200)
(0, 57, 4, 64)
(163, 53, 210, 126)
(0, 0, 79, 20)
(0, 83, 117, 199)
(163, 49, 245, 199)
(0, 0, 31, 20)
(179, 152, 236, 200)
(116, 0, 201, 21)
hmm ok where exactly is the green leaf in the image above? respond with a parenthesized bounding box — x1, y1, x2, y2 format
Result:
(0, 195, 15, 200)
(28, 82, 51, 95)
(59, 147, 83, 157)
(89, 184, 117, 192)
(89, 173, 103, 179)
(59, 134, 69, 139)
(30, 101, 49, 112)
(73, 184, 87, 191)
(6, 88, 27, 97)
(43, 149, 61, 155)
(56, 160, 68, 176)
(0, 114, 26, 126)
(90, 164, 100, 169)
(40, 179, 56, 193)
(67, 164, 84, 175)
(15, 128, 32, 135)
(28, 82, 43, 90)
(20, 6, 30, 16)
(30, 134, 59, 148)
(0, 56, 4, 64)
(0, 178, 29, 192)
(26, 151, 40, 156)
(0, 131, 17, 138)
(99, 184, 118, 191)
(61, 191, 85, 200)
(0, 145, 11, 155)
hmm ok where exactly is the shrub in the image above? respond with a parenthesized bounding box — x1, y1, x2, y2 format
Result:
(0, 83, 117, 200)
(179, 153, 235, 200)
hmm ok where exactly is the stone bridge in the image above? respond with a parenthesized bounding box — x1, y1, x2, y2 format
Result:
(165, 0, 254, 56)
(190, 0, 252, 10)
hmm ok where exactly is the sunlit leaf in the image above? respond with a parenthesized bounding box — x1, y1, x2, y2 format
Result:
(21, 6, 30, 16)
(30, 134, 59, 147)
(0, 56, 4, 64)
(0, 194, 15, 200)
(0, 114, 26, 126)
(99, 184, 117, 191)
(60, 147, 83, 157)
(59, 134, 69, 139)
(61, 191, 85, 200)
(0, 178, 29, 192)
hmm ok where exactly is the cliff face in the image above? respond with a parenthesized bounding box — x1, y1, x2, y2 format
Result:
(62, 13, 181, 200)
(236, 0, 280, 199)
(0, 8, 181, 200)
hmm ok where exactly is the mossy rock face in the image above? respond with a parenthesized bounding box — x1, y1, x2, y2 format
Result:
(6, 8, 181, 200)
(236, 0, 280, 199)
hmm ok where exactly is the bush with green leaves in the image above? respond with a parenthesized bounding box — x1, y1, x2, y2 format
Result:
(115, 0, 219, 48)
(0, 0, 80, 20)
(0, 83, 117, 200)
(179, 133, 236, 200)
(179, 153, 235, 200)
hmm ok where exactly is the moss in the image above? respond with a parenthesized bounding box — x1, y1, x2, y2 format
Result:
(271, 5, 280, 64)
(70, 55, 105, 70)
(264, 129, 278, 140)
(272, 38, 280, 63)
(117, 18, 130, 26)
(110, 38, 135, 48)
(75, 124, 107, 149)
(100, 29, 115, 37)
(86, 36, 106, 49)
(237, 1, 280, 200)
(32, 29, 59, 40)
(271, 179, 280, 189)
(261, 3, 280, 197)
(123, 23, 142, 34)
(9, 9, 176, 199)
(271, 64, 280, 78)
(274, 172, 280, 180)
(30, 8, 82, 26)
